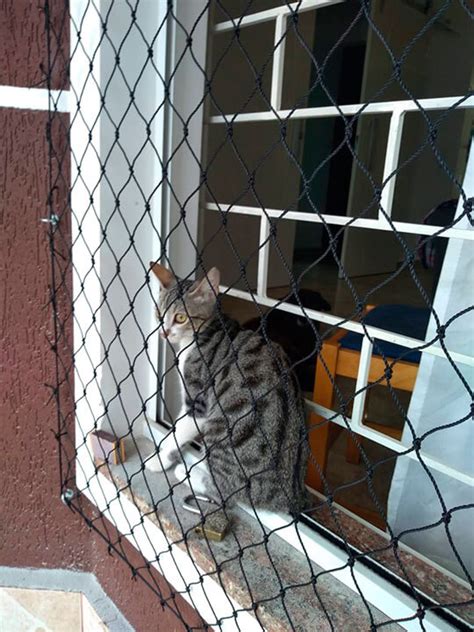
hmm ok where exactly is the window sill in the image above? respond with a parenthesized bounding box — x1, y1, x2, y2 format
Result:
(307, 499, 474, 627)
(100, 436, 404, 631)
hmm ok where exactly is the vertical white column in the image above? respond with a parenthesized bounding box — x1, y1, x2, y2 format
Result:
(351, 335, 373, 429)
(161, 1, 209, 423)
(379, 108, 405, 219)
(257, 215, 271, 297)
(270, 14, 287, 111)
(70, 0, 104, 492)
(96, 0, 168, 436)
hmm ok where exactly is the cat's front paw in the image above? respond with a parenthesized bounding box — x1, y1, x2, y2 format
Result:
(145, 450, 175, 473)
(145, 454, 165, 472)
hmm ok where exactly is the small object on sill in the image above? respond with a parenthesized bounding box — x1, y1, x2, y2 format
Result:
(90, 429, 125, 465)
(183, 493, 229, 542)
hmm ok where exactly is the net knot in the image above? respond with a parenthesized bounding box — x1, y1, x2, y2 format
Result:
(412, 437, 422, 451)
(436, 325, 446, 340)
(417, 608, 425, 621)
(186, 35, 193, 47)
(347, 554, 355, 568)
(226, 122, 233, 138)
(442, 510, 451, 525)
(384, 366, 393, 381)
(393, 59, 402, 79)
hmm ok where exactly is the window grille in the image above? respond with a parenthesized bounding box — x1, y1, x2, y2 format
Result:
(45, 1, 473, 629)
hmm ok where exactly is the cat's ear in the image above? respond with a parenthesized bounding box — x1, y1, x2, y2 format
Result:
(189, 267, 220, 302)
(149, 261, 175, 289)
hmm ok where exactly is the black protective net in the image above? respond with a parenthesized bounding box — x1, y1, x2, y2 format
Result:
(44, 1, 473, 630)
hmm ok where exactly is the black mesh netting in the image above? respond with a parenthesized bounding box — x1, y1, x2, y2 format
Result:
(44, 1, 473, 630)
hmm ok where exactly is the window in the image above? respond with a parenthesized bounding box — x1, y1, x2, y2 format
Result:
(48, 0, 474, 629)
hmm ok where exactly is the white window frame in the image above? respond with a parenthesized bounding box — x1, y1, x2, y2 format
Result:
(44, 1, 474, 630)
(207, 0, 474, 487)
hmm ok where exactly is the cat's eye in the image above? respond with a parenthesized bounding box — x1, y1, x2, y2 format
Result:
(174, 313, 188, 324)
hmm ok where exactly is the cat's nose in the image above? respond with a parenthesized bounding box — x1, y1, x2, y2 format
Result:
(160, 329, 170, 339)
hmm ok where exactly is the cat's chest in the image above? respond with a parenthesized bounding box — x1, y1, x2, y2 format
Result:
(178, 343, 205, 394)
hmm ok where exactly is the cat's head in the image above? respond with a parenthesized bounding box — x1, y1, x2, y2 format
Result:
(150, 262, 220, 346)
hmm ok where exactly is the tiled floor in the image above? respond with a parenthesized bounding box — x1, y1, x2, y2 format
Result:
(0, 587, 108, 632)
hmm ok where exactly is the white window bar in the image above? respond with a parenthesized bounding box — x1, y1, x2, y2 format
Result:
(206, 202, 474, 241)
(70, 0, 104, 494)
(304, 398, 473, 488)
(269, 13, 287, 111)
(209, 95, 474, 123)
(380, 108, 406, 219)
(219, 284, 473, 368)
(350, 335, 374, 429)
(257, 214, 271, 296)
(214, 0, 344, 33)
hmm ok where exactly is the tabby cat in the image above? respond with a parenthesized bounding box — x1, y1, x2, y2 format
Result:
(146, 263, 309, 514)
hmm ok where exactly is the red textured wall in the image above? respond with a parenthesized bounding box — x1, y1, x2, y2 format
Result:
(0, 3, 202, 631)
